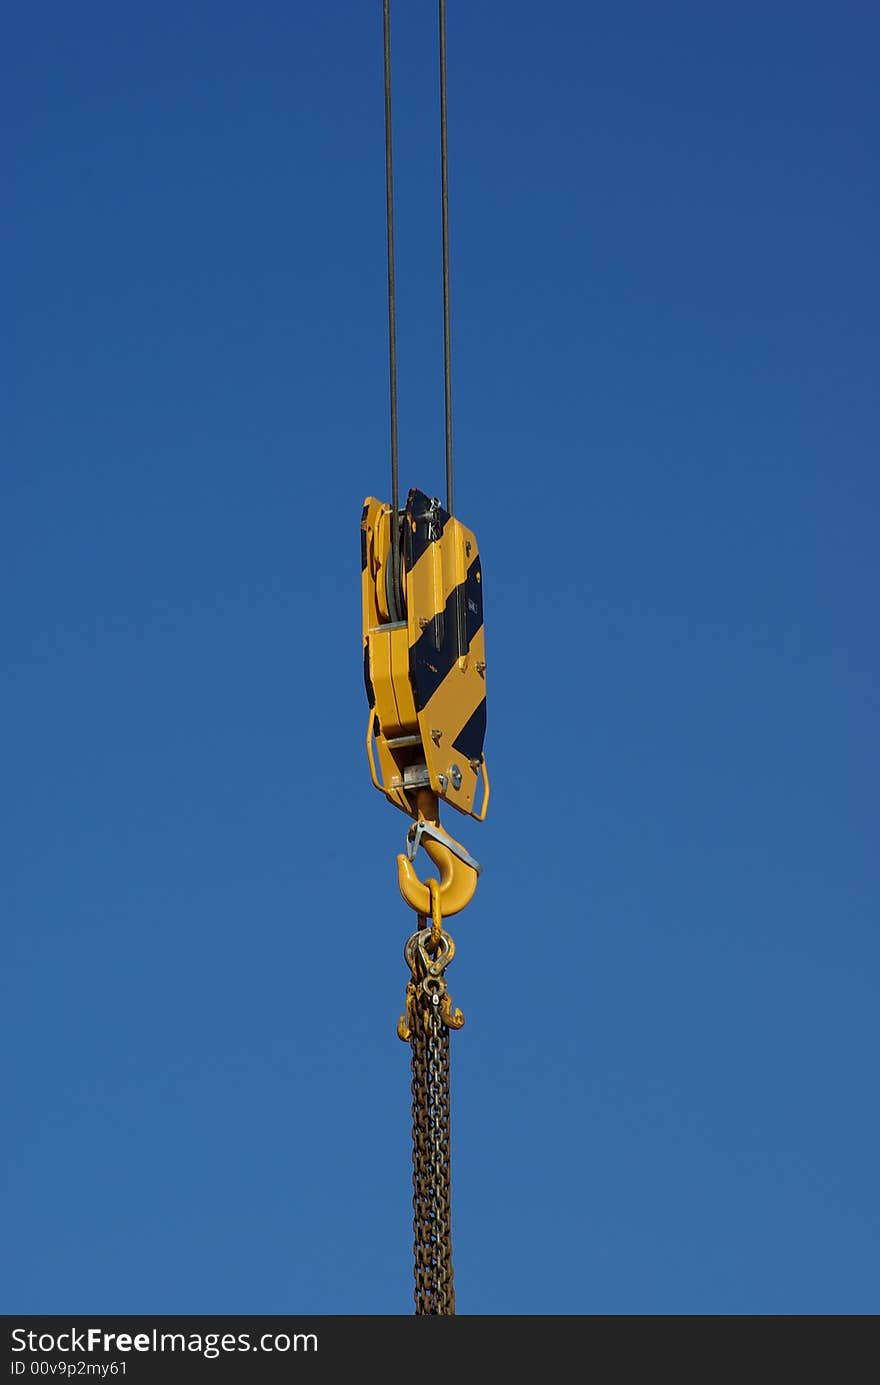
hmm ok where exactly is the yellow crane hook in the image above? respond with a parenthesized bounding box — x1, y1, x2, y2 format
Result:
(396, 790, 481, 918)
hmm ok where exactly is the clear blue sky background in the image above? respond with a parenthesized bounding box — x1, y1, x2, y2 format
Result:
(3, 1, 878, 1315)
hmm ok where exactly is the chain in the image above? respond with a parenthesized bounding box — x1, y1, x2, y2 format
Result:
(398, 918, 464, 1315)
(410, 991, 455, 1314)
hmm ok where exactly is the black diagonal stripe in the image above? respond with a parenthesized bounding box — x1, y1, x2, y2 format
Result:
(403, 487, 450, 572)
(452, 697, 486, 763)
(464, 555, 483, 647)
(363, 643, 375, 709)
(409, 554, 483, 711)
(360, 503, 370, 572)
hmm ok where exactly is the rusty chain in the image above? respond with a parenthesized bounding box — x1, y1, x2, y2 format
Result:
(398, 900, 464, 1316)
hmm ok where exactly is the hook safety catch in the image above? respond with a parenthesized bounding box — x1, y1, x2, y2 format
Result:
(405, 819, 482, 874)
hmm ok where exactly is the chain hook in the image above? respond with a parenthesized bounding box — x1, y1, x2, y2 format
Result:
(397, 923, 465, 1040)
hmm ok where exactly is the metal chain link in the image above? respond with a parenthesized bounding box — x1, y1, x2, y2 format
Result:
(410, 995, 455, 1314)
(398, 922, 464, 1315)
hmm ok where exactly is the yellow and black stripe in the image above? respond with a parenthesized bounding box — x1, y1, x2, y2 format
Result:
(361, 488, 488, 821)
(403, 490, 487, 816)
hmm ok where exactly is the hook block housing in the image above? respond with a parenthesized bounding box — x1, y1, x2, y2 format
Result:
(362, 488, 488, 820)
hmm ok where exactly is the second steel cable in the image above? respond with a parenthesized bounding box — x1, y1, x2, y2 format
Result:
(383, 0, 401, 615)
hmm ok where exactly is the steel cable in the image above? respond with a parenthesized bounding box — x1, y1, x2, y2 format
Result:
(439, 0, 454, 517)
(382, 0, 401, 616)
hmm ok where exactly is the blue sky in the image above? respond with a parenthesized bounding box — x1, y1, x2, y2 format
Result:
(3, 1, 878, 1314)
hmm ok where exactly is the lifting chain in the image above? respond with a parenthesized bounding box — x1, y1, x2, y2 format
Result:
(398, 881, 464, 1315)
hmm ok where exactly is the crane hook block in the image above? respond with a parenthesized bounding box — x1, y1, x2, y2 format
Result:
(361, 488, 488, 821)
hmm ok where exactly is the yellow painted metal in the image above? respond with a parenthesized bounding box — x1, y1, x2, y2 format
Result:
(404, 510, 486, 819)
(396, 828, 478, 917)
(361, 491, 488, 824)
(362, 497, 413, 816)
(388, 787, 479, 922)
